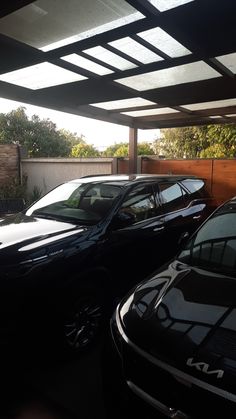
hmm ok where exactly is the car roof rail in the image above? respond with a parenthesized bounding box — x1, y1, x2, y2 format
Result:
(79, 174, 111, 178)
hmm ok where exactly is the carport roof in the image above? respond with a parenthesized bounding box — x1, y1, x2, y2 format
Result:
(1, 0, 236, 130)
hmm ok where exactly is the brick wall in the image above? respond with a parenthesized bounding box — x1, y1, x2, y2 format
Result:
(0, 144, 20, 185)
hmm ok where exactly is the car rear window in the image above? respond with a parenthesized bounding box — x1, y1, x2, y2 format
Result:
(181, 179, 207, 197)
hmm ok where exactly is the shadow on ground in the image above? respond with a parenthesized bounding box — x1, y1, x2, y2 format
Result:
(0, 329, 160, 419)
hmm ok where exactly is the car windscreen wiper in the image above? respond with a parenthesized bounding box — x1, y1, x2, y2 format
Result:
(33, 211, 56, 220)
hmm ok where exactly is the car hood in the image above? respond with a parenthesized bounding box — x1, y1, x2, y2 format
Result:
(0, 213, 89, 265)
(119, 260, 236, 391)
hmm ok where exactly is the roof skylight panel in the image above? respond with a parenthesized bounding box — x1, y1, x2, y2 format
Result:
(90, 97, 156, 110)
(0, 0, 144, 52)
(122, 107, 179, 117)
(216, 53, 236, 74)
(115, 61, 220, 91)
(209, 116, 223, 119)
(183, 98, 236, 111)
(0, 62, 87, 90)
(147, 0, 194, 12)
(83, 46, 137, 71)
(61, 54, 113, 75)
(108, 37, 163, 64)
(137, 27, 191, 58)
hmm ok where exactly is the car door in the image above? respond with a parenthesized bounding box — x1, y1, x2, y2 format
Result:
(100, 182, 170, 288)
(156, 181, 205, 257)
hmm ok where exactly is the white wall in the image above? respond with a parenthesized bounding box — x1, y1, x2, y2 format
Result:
(22, 157, 114, 195)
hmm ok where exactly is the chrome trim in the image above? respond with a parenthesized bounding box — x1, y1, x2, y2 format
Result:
(127, 381, 190, 419)
(115, 306, 236, 403)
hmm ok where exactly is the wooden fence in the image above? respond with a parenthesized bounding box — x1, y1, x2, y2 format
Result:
(117, 157, 236, 205)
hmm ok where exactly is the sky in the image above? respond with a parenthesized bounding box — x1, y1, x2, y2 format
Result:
(0, 97, 160, 151)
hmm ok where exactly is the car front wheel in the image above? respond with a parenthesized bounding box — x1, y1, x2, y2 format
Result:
(64, 294, 104, 351)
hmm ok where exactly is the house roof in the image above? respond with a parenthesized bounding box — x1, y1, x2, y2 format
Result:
(1, 0, 236, 130)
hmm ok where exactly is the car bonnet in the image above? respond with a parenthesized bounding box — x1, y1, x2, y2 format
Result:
(118, 260, 236, 392)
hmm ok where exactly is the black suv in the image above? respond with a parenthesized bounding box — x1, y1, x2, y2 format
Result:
(0, 174, 214, 355)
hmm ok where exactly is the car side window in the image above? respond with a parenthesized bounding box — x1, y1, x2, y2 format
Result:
(119, 184, 156, 223)
(181, 179, 207, 199)
(158, 182, 186, 212)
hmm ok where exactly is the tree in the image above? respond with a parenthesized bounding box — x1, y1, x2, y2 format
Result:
(198, 124, 236, 158)
(102, 142, 127, 157)
(153, 124, 236, 158)
(26, 114, 71, 157)
(137, 142, 155, 156)
(0, 107, 85, 157)
(114, 144, 129, 157)
(58, 128, 85, 148)
(103, 141, 155, 157)
(0, 107, 31, 145)
(71, 143, 100, 157)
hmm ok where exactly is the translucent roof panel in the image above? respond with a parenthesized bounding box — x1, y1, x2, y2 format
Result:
(90, 97, 156, 110)
(116, 61, 220, 91)
(0, 62, 87, 90)
(83, 46, 137, 71)
(0, 0, 143, 51)
(147, 0, 194, 12)
(137, 27, 191, 58)
(122, 108, 179, 117)
(209, 116, 223, 119)
(216, 53, 236, 74)
(108, 37, 163, 64)
(1, 0, 235, 131)
(183, 98, 236, 111)
(226, 114, 236, 117)
(61, 54, 113, 75)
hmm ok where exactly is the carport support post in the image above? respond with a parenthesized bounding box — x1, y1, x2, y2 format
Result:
(129, 127, 137, 174)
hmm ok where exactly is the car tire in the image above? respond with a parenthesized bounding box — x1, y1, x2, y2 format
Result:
(60, 273, 112, 357)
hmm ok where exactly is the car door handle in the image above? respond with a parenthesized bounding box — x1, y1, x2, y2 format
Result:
(153, 226, 165, 232)
(193, 215, 201, 220)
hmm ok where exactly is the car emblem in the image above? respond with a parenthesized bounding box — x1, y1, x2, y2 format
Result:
(186, 357, 224, 379)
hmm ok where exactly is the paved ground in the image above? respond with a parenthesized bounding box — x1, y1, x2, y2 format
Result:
(0, 330, 160, 419)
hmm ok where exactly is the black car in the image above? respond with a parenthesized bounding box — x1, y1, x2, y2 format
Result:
(0, 174, 214, 356)
(111, 196, 236, 418)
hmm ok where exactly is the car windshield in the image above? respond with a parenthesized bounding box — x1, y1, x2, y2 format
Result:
(26, 181, 121, 224)
(178, 208, 236, 275)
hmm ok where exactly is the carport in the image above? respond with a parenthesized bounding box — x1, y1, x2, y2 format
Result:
(1, 0, 236, 173)
(1, 1, 236, 418)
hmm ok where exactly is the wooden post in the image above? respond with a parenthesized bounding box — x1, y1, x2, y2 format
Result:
(129, 127, 137, 173)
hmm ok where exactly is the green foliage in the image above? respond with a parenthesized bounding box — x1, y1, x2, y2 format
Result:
(0, 174, 28, 200)
(27, 185, 43, 205)
(137, 142, 155, 156)
(70, 143, 100, 157)
(0, 107, 85, 157)
(102, 143, 127, 157)
(58, 129, 85, 148)
(114, 144, 129, 157)
(154, 125, 236, 158)
(103, 141, 155, 157)
(199, 125, 236, 158)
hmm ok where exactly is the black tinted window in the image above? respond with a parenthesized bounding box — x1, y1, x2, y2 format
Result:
(178, 212, 236, 274)
(181, 179, 207, 198)
(120, 184, 156, 223)
(159, 182, 186, 212)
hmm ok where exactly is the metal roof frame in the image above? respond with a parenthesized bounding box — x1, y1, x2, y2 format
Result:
(0, 0, 236, 133)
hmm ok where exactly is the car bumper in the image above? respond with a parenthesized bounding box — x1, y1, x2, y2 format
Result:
(110, 306, 236, 419)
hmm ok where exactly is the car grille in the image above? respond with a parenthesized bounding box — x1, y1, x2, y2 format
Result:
(206, 328, 236, 359)
(123, 343, 236, 418)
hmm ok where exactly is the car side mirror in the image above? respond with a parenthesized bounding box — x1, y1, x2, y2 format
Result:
(178, 231, 190, 246)
(111, 211, 136, 229)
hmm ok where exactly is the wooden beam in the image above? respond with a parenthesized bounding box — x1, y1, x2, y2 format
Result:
(129, 127, 138, 174)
